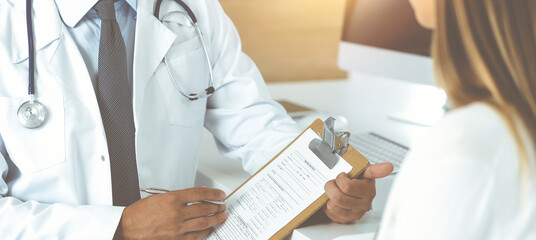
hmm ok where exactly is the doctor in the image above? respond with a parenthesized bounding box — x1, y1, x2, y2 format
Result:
(0, 0, 392, 239)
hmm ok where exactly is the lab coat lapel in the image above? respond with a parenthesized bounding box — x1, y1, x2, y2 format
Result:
(132, 2, 177, 123)
(48, 33, 102, 122)
(10, 0, 61, 64)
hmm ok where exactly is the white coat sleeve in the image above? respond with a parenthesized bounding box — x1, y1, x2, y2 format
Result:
(200, 0, 302, 174)
(0, 135, 124, 239)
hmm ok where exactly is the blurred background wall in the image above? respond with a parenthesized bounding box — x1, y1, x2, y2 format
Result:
(219, 0, 347, 82)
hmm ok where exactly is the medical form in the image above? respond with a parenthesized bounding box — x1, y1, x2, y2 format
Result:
(205, 129, 353, 240)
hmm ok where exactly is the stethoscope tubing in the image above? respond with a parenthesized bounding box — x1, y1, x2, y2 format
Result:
(155, 0, 215, 101)
(26, 0, 35, 96)
(19, 0, 47, 129)
(154, 0, 197, 24)
(19, 0, 213, 129)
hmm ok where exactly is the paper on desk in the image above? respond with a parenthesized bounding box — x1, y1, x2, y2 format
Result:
(205, 129, 352, 240)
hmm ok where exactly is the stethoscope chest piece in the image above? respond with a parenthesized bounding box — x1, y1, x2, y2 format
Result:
(18, 100, 47, 129)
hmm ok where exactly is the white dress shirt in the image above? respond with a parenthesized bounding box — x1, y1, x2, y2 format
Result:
(377, 103, 536, 240)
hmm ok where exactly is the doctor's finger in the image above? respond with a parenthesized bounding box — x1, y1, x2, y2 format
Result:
(326, 194, 373, 212)
(182, 228, 214, 240)
(325, 211, 365, 224)
(182, 202, 227, 220)
(324, 180, 363, 209)
(324, 204, 366, 224)
(335, 173, 376, 199)
(184, 211, 228, 232)
(326, 199, 371, 217)
(172, 187, 226, 205)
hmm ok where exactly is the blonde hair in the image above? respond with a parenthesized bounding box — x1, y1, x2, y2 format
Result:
(433, 0, 536, 170)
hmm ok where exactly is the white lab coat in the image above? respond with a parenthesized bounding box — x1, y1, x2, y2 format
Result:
(0, 0, 300, 238)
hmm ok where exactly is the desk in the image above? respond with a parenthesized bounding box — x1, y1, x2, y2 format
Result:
(195, 72, 446, 239)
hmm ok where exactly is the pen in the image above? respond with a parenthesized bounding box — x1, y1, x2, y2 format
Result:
(140, 187, 226, 205)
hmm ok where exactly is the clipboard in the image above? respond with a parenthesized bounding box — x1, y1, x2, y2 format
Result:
(223, 118, 370, 240)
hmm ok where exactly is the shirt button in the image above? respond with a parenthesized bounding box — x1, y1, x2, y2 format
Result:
(101, 155, 106, 162)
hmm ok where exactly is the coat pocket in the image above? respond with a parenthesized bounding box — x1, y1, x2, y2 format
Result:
(154, 38, 209, 128)
(0, 96, 65, 174)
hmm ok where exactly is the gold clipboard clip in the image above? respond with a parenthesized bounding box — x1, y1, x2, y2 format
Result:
(308, 117, 351, 169)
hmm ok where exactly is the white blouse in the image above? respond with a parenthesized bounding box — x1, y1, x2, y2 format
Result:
(376, 103, 536, 240)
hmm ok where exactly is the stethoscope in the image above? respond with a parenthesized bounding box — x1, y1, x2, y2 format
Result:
(19, 0, 215, 129)
(18, 0, 47, 129)
(154, 0, 215, 101)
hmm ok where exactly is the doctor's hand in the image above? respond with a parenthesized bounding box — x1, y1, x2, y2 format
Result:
(114, 187, 227, 240)
(323, 163, 393, 224)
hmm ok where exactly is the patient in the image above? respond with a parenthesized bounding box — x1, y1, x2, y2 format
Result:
(376, 0, 536, 239)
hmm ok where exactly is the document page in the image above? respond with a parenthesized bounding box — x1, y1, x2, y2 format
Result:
(206, 129, 352, 240)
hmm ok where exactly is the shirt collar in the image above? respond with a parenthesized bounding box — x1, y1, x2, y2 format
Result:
(54, 0, 137, 28)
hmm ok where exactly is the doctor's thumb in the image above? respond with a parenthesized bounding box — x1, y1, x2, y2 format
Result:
(360, 163, 393, 179)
